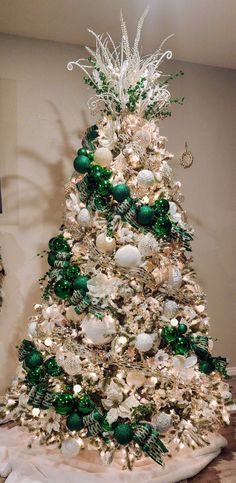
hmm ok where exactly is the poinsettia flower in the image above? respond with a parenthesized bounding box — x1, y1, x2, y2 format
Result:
(66, 192, 81, 220)
(41, 408, 61, 434)
(87, 273, 121, 299)
(168, 201, 182, 223)
(101, 381, 139, 424)
(171, 355, 197, 380)
(154, 349, 169, 369)
(41, 304, 64, 333)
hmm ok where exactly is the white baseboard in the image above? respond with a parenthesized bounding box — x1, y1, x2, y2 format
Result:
(228, 366, 236, 376)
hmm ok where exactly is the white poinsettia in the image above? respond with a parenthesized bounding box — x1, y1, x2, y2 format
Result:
(41, 408, 61, 434)
(154, 349, 169, 369)
(98, 118, 118, 150)
(102, 381, 139, 424)
(171, 355, 197, 380)
(41, 304, 64, 333)
(87, 273, 121, 299)
(117, 226, 135, 243)
(66, 192, 81, 220)
(168, 201, 182, 223)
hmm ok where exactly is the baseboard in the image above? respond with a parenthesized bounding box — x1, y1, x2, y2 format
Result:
(228, 366, 236, 376)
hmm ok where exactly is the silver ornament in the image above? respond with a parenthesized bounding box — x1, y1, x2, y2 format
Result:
(61, 438, 80, 457)
(163, 300, 178, 318)
(63, 353, 82, 375)
(155, 412, 172, 433)
(138, 234, 158, 256)
(135, 333, 153, 353)
(137, 169, 155, 188)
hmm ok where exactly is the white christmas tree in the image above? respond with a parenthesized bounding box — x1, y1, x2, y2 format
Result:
(0, 9, 231, 475)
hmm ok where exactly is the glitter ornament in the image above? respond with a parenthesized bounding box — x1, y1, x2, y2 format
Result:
(81, 314, 116, 345)
(137, 169, 155, 188)
(161, 326, 177, 344)
(154, 198, 170, 214)
(114, 423, 134, 445)
(73, 275, 89, 294)
(115, 245, 142, 268)
(44, 357, 63, 376)
(94, 147, 113, 167)
(135, 333, 153, 353)
(54, 393, 75, 416)
(77, 394, 96, 414)
(155, 412, 172, 433)
(63, 265, 80, 281)
(127, 370, 146, 388)
(112, 183, 130, 202)
(96, 233, 116, 253)
(137, 205, 155, 226)
(173, 336, 189, 356)
(163, 300, 178, 318)
(167, 266, 182, 290)
(133, 129, 151, 147)
(54, 279, 73, 299)
(74, 154, 91, 174)
(153, 216, 172, 236)
(26, 367, 46, 385)
(24, 350, 43, 369)
(63, 354, 82, 376)
(66, 412, 84, 431)
(77, 208, 91, 227)
(52, 236, 70, 253)
(138, 234, 158, 256)
(61, 438, 80, 457)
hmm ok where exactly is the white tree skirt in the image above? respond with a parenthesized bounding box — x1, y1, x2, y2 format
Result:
(0, 426, 227, 483)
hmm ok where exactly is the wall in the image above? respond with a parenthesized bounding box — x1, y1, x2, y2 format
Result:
(0, 34, 235, 391)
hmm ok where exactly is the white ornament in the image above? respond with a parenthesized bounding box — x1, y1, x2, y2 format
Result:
(81, 314, 116, 345)
(28, 321, 37, 336)
(138, 234, 158, 256)
(94, 147, 113, 167)
(170, 318, 178, 327)
(133, 129, 151, 147)
(137, 169, 155, 188)
(87, 273, 120, 299)
(155, 412, 172, 433)
(61, 438, 80, 458)
(163, 299, 178, 318)
(135, 333, 153, 353)
(115, 245, 142, 268)
(73, 384, 82, 394)
(127, 370, 146, 388)
(167, 266, 182, 290)
(66, 305, 80, 322)
(96, 233, 116, 253)
(63, 354, 82, 376)
(78, 208, 91, 227)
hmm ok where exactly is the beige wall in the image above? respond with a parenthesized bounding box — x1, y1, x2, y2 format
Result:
(0, 34, 235, 391)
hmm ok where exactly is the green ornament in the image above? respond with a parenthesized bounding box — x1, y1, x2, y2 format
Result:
(137, 205, 155, 226)
(24, 350, 43, 369)
(178, 323, 188, 335)
(47, 251, 57, 267)
(86, 124, 98, 141)
(153, 216, 172, 237)
(18, 339, 35, 361)
(52, 236, 70, 253)
(48, 237, 57, 250)
(173, 336, 189, 355)
(162, 326, 177, 344)
(74, 154, 91, 174)
(112, 184, 130, 203)
(77, 395, 96, 414)
(54, 393, 75, 416)
(54, 279, 73, 299)
(87, 152, 94, 161)
(198, 359, 214, 375)
(114, 423, 134, 445)
(97, 179, 112, 197)
(44, 357, 62, 376)
(77, 148, 88, 156)
(154, 198, 170, 214)
(73, 275, 89, 295)
(66, 412, 84, 431)
(26, 367, 46, 385)
(63, 265, 80, 281)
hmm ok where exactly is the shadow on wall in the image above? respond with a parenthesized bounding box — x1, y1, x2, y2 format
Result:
(0, 104, 89, 391)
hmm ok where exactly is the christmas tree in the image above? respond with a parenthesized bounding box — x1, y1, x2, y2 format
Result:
(0, 10, 231, 472)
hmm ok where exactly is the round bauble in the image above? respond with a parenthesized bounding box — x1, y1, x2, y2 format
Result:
(63, 354, 82, 376)
(51, 236, 70, 253)
(153, 216, 172, 237)
(112, 183, 130, 202)
(54, 279, 73, 300)
(44, 357, 62, 376)
(77, 147, 88, 156)
(97, 179, 112, 197)
(96, 233, 116, 253)
(73, 275, 89, 294)
(178, 323, 188, 335)
(94, 147, 113, 167)
(81, 314, 116, 345)
(115, 245, 141, 268)
(136, 205, 155, 226)
(173, 336, 189, 356)
(167, 266, 182, 290)
(161, 326, 177, 344)
(154, 198, 170, 214)
(77, 208, 91, 227)
(155, 412, 172, 433)
(61, 438, 80, 458)
(114, 423, 134, 445)
(26, 367, 46, 385)
(135, 333, 153, 353)
(163, 299, 178, 319)
(24, 350, 43, 369)
(54, 393, 74, 416)
(48, 237, 57, 250)
(63, 265, 80, 281)
(137, 169, 155, 188)
(126, 370, 146, 388)
(133, 129, 151, 148)
(66, 412, 84, 432)
(47, 252, 57, 267)
(198, 359, 214, 374)
(138, 234, 158, 256)
(73, 154, 91, 174)
(77, 394, 96, 414)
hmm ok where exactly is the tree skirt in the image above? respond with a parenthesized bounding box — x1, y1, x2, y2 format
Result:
(0, 426, 227, 483)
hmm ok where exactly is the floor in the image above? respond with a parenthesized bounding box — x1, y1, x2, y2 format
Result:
(1, 377, 235, 482)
